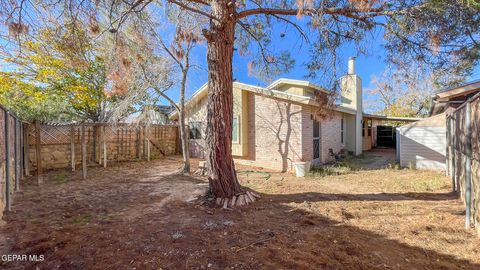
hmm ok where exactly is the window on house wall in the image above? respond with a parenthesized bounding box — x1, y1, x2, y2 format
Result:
(189, 122, 202, 139)
(362, 120, 365, 137)
(232, 116, 240, 143)
(313, 119, 320, 138)
(368, 119, 372, 137)
(341, 118, 344, 144)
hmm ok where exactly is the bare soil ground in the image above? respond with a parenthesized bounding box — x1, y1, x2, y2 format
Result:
(1, 156, 479, 269)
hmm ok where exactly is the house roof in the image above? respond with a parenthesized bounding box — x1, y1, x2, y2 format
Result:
(435, 79, 480, 100)
(169, 79, 420, 122)
(169, 80, 354, 119)
(429, 80, 480, 116)
(267, 78, 330, 94)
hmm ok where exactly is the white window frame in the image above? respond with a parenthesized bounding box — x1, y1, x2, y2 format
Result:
(232, 115, 240, 144)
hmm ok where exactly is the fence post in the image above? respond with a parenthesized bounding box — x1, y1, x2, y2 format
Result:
(23, 124, 30, 176)
(35, 120, 42, 185)
(4, 112, 11, 211)
(70, 126, 75, 171)
(92, 125, 97, 164)
(450, 116, 456, 192)
(81, 124, 87, 179)
(103, 125, 107, 168)
(146, 125, 151, 161)
(14, 118, 19, 191)
(19, 122, 23, 178)
(465, 101, 472, 228)
(446, 115, 450, 177)
(98, 125, 103, 165)
(136, 127, 141, 159)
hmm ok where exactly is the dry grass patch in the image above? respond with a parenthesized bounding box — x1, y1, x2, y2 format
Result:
(0, 158, 478, 269)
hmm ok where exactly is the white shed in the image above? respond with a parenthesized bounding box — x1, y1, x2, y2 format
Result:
(397, 113, 446, 170)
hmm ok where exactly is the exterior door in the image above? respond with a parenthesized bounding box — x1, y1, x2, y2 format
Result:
(313, 120, 321, 161)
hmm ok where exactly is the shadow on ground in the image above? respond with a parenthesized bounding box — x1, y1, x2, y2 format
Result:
(0, 157, 477, 269)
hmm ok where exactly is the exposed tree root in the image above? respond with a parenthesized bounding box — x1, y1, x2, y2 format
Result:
(215, 190, 261, 208)
(194, 161, 208, 176)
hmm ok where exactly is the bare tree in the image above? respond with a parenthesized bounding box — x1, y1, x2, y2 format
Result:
(368, 62, 468, 120)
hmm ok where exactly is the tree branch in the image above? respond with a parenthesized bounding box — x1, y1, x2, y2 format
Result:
(139, 63, 180, 112)
(237, 20, 271, 66)
(166, 0, 217, 21)
(236, 7, 386, 21)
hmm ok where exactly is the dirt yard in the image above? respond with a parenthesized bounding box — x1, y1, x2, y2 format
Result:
(1, 156, 479, 269)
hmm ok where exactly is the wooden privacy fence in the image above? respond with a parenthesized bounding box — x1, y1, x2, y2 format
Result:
(27, 123, 179, 178)
(446, 92, 480, 231)
(0, 105, 27, 215)
(1, 115, 179, 217)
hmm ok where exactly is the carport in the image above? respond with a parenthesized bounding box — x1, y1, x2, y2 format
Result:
(363, 114, 423, 151)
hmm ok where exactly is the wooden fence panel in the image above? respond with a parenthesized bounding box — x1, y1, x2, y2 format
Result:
(27, 124, 179, 171)
(450, 93, 480, 231)
(0, 106, 26, 216)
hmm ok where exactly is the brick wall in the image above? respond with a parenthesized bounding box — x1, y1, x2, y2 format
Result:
(301, 106, 314, 163)
(320, 112, 347, 163)
(253, 94, 304, 171)
(185, 90, 347, 171)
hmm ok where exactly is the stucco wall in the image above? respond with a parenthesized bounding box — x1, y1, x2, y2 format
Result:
(186, 95, 208, 158)
(186, 87, 249, 159)
(232, 88, 249, 157)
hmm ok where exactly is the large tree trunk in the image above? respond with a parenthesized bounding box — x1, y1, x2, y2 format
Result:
(204, 0, 259, 207)
(179, 70, 190, 173)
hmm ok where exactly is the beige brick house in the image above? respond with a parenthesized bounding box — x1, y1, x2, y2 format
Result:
(171, 58, 403, 172)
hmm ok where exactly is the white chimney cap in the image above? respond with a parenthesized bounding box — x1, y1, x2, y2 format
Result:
(348, 57, 356, 75)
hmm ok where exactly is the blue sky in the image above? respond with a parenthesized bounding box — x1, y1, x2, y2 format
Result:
(164, 22, 480, 114)
(2, 9, 479, 115)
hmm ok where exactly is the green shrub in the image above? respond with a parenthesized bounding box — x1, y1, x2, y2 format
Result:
(308, 164, 355, 177)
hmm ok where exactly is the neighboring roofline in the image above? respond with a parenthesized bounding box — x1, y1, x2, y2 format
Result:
(435, 79, 480, 95)
(428, 79, 480, 116)
(266, 78, 330, 94)
(363, 113, 424, 122)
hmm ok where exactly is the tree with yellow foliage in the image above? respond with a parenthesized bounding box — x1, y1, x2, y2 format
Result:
(1, 24, 110, 122)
